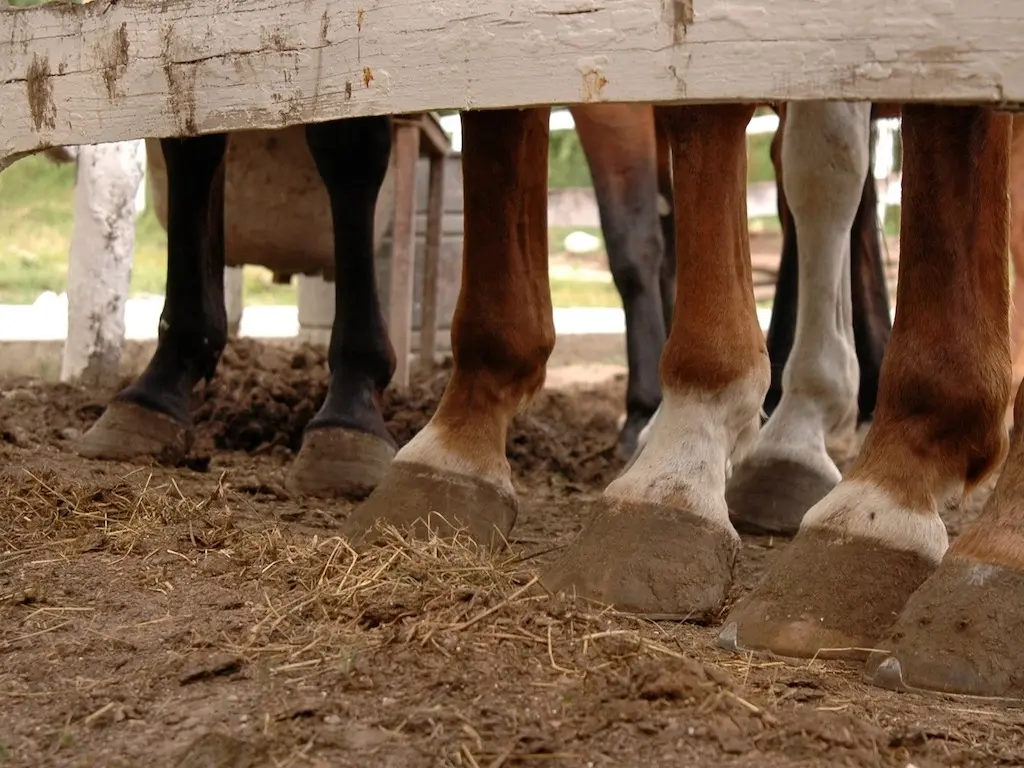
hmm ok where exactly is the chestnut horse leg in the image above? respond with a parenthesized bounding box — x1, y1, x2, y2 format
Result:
(341, 108, 554, 549)
(1006, 115, 1024, 429)
(542, 104, 768, 620)
(721, 109, 1012, 689)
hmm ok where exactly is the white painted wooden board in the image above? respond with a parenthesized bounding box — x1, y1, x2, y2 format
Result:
(3, 0, 1024, 168)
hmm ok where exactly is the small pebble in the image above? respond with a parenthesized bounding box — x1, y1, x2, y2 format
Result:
(3, 427, 30, 446)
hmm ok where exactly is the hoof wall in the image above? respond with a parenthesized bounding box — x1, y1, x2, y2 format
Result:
(75, 400, 192, 465)
(865, 556, 1024, 703)
(340, 462, 517, 551)
(719, 528, 936, 661)
(541, 497, 738, 622)
(287, 427, 396, 500)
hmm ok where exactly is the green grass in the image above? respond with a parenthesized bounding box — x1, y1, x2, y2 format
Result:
(747, 132, 775, 185)
(0, 156, 625, 308)
(0, 154, 296, 305)
(0, 149, 899, 310)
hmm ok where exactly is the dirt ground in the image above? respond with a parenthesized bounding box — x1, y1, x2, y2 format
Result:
(1, 338, 1021, 768)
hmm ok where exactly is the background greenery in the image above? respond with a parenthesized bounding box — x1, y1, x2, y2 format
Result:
(0, 125, 815, 307)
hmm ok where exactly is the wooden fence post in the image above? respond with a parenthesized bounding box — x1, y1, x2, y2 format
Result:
(60, 140, 146, 388)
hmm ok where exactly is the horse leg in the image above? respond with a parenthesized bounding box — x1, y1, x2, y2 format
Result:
(571, 104, 666, 458)
(286, 116, 397, 498)
(654, 115, 676, 331)
(720, 108, 1012, 681)
(76, 134, 228, 463)
(1006, 115, 1024, 429)
(864, 112, 1024, 701)
(726, 102, 871, 536)
(341, 108, 554, 548)
(848, 118, 893, 423)
(765, 109, 892, 430)
(542, 104, 768, 620)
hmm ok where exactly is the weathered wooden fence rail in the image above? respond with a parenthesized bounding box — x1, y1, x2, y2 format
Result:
(4, 0, 1024, 168)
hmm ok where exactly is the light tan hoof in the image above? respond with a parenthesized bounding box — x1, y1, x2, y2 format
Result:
(718, 527, 936, 661)
(340, 461, 517, 552)
(865, 555, 1024, 703)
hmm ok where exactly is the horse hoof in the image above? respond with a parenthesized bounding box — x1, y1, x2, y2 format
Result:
(541, 498, 739, 622)
(726, 457, 837, 536)
(865, 556, 1024, 702)
(718, 527, 936, 661)
(75, 400, 192, 464)
(340, 461, 517, 551)
(287, 427, 396, 500)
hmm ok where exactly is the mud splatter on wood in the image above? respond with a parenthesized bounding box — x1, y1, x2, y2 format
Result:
(25, 54, 56, 132)
(101, 23, 130, 100)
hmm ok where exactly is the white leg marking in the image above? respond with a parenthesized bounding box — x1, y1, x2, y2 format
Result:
(606, 375, 767, 533)
(394, 422, 514, 496)
(801, 479, 950, 564)
(744, 101, 872, 478)
(625, 405, 759, 480)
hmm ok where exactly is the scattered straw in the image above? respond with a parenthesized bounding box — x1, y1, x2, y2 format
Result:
(0, 466, 782, 691)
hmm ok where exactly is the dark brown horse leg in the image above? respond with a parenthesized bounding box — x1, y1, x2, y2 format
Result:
(849, 119, 893, 422)
(654, 114, 676, 332)
(571, 105, 667, 457)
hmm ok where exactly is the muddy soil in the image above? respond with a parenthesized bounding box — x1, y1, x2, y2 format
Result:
(1, 339, 1021, 768)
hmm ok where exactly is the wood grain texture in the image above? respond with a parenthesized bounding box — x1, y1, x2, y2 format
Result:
(419, 153, 446, 369)
(3, 0, 1024, 167)
(388, 122, 420, 389)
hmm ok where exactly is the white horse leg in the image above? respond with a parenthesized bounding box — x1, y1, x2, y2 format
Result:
(725, 101, 871, 535)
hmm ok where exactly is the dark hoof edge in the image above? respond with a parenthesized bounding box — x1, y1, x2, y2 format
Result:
(726, 457, 837, 537)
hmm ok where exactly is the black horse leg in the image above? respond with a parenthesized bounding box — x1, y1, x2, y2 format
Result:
(77, 133, 228, 464)
(287, 116, 398, 498)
